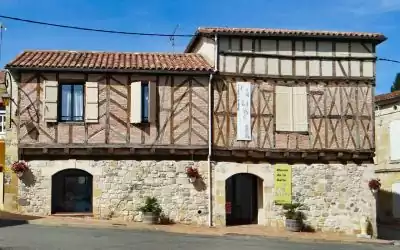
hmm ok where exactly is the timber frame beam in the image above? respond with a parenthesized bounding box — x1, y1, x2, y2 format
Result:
(19, 143, 374, 164)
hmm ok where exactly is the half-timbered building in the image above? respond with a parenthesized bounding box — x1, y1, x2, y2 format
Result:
(2, 27, 386, 235)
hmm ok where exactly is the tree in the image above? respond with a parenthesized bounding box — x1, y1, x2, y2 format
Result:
(391, 73, 400, 92)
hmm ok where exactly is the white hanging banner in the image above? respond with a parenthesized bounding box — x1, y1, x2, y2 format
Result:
(236, 81, 252, 141)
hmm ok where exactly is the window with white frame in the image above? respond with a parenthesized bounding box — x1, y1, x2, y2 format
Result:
(0, 110, 6, 134)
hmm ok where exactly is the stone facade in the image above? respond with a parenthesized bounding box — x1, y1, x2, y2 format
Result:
(16, 159, 377, 235)
(18, 160, 211, 225)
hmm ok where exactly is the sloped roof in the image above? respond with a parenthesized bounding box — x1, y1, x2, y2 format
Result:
(185, 27, 386, 52)
(6, 50, 213, 73)
(376, 90, 400, 104)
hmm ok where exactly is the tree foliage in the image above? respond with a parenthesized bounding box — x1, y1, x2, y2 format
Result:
(391, 73, 400, 92)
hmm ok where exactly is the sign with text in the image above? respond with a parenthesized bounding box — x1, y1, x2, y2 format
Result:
(274, 164, 292, 205)
(236, 82, 252, 141)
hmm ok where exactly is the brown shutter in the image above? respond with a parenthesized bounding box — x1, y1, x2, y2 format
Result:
(43, 80, 58, 122)
(148, 81, 157, 123)
(85, 82, 99, 123)
(275, 85, 292, 131)
(292, 86, 308, 132)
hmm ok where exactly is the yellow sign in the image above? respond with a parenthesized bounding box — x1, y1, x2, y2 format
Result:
(274, 164, 292, 204)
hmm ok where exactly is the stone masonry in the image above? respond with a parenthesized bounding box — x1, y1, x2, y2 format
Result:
(16, 159, 377, 235)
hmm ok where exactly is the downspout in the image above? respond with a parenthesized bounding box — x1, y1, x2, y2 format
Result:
(208, 34, 218, 227)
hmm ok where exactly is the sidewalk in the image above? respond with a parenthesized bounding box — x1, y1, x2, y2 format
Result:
(0, 212, 394, 246)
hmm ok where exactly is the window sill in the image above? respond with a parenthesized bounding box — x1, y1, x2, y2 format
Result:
(389, 160, 400, 164)
(58, 122, 85, 126)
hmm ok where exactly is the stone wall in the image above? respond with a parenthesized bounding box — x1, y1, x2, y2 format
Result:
(17, 160, 211, 225)
(212, 162, 377, 235)
(16, 159, 376, 235)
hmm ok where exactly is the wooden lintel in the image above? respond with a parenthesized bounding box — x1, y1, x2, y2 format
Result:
(150, 148, 156, 153)
(108, 148, 114, 154)
(169, 149, 175, 154)
(129, 148, 136, 153)
(284, 152, 290, 157)
(232, 150, 247, 158)
(319, 152, 326, 157)
(248, 151, 264, 158)
(301, 152, 308, 158)
(338, 152, 344, 158)
(64, 148, 69, 154)
(42, 148, 48, 154)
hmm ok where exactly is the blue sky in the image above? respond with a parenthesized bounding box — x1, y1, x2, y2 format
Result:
(1, 0, 399, 94)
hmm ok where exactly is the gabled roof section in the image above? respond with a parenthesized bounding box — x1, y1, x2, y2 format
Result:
(376, 90, 400, 105)
(5, 50, 214, 73)
(185, 27, 386, 52)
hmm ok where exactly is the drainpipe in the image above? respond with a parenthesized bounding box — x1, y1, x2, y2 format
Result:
(207, 34, 218, 227)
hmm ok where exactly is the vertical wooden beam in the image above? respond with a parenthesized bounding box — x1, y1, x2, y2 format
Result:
(348, 42, 352, 77)
(332, 42, 337, 77)
(251, 39, 256, 74)
(317, 41, 322, 77)
(83, 73, 88, 144)
(188, 77, 193, 145)
(371, 83, 375, 150)
(355, 83, 360, 149)
(105, 74, 110, 144)
(272, 80, 276, 148)
(226, 79, 230, 147)
(126, 75, 131, 143)
(292, 40, 296, 76)
(257, 82, 261, 148)
(277, 40, 281, 76)
(306, 82, 311, 149)
(340, 83, 344, 148)
(324, 82, 328, 149)
(170, 76, 174, 145)
(304, 41, 309, 77)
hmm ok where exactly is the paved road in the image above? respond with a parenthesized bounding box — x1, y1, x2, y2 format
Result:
(0, 224, 396, 250)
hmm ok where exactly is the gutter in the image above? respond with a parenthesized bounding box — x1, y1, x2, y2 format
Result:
(207, 34, 218, 227)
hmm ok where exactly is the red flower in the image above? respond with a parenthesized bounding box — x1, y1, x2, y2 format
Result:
(186, 167, 200, 178)
(11, 161, 29, 173)
(368, 179, 381, 190)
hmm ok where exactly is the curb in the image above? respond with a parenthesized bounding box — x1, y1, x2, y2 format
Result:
(4, 219, 394, 246)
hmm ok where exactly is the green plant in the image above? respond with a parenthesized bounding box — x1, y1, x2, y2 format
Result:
(137, 197, 162, 216)
(282, 203, 305, 221)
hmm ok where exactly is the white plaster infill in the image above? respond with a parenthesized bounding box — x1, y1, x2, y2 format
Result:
(38, 160, 102, 177)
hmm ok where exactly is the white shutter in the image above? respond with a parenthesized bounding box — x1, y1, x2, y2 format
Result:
(130, 81, 142, 123)
(43, 80, 58, 122)
(292, 86, 308, 132)
(390, 120, 400, 161)
(85, 82, 99, 123)
(275, 86, 292, 131)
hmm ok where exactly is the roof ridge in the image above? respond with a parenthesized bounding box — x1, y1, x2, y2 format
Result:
(20, 50, 199, 55)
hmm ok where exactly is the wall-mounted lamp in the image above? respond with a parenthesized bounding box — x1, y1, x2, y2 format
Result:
(1, 93, 11, 107)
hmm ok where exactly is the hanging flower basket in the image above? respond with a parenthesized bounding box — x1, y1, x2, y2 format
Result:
(11, 160, 29, 178)
(186, 166, 200, 183)
(368, 178, 381, 193)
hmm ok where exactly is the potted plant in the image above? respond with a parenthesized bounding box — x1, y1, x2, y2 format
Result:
(282, 203, 305, 232)
(368, 178, 381, 193)
(11, 160, 29, 178)
(186, 166, 200, 183)
(137, 197, 162, 224)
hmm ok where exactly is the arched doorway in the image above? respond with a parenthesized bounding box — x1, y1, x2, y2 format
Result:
(51, 169, 93, 214)
(225, 173, 263, 226)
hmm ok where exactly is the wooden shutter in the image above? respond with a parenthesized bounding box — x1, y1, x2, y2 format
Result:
(43, 80, 58, 122)
(275, 86, 292, 131)
(130, 81, 142, 123)
(148, 81, 157, 123)
(85, 82, 99, 123)
(292, 86, 308, 132)
(390, 120, 400, 161)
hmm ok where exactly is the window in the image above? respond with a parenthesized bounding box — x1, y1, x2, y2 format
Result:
(390, 120, 400, 161)
(275, 86, 308, 132)
(0, 110, 6, 134)
(141, 81, 149, 122)
(59, 83, 84, 122)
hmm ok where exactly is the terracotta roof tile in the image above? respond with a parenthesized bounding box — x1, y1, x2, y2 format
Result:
(376, 91, 400, 103)
(197, 27, 386, 40)
(0, 71, 4, 85)
(185, 27, 386, 52)
(6, 50, 213, 72)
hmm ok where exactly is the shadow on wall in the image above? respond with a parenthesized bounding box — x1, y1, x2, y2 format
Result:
(377, 189, 400, 240)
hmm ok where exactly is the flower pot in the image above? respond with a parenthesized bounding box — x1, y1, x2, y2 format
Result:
(142, 212, 158, 224)
(285, 219, 302, 232)
(16, 171, 24, 178)
(188, 177, 197, 183)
